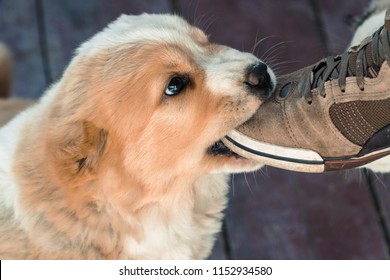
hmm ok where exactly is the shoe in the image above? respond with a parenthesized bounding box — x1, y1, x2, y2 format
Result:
(222, 9, 390, 173)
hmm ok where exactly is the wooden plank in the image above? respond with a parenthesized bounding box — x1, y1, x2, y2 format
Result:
(316, 0, 373, 53)
(226, 168, 388, 259)
(42, 0, 172, 82)
(177, 0, 327, 75)
(0, 0, 46, 98)
(208, 234, 226, 260)
(366, 171, 390, 255)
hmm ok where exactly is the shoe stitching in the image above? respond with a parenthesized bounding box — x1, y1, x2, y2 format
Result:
(331, 63, 390, 99)
(325, 90, 362, 151)
(332, 103, 362, 145)
(342, 103, 360, 144)
(352, 101, 376, 136)
(357, 61, 388, 86)
(281, 102, 300, 148)
(349, 102, 373, 144)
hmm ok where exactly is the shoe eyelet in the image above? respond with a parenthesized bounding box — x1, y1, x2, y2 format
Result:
(279, 83, 291, 98)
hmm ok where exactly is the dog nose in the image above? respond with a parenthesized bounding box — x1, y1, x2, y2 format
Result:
(245, 62, 273, 100)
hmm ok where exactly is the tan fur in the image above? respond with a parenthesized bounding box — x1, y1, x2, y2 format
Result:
(0, 14, 267, 259)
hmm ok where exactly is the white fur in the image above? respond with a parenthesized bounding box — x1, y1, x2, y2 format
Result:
(124, 174, 229, 259)
(350, 11, 386, 46)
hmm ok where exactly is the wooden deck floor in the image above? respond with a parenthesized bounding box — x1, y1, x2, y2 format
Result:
(1, 0, 389, 259)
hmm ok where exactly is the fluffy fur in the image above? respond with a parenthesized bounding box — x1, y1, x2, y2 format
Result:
(0, 14, 274, 259)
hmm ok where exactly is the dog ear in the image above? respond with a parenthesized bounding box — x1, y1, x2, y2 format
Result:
(46, 121, 108, 185)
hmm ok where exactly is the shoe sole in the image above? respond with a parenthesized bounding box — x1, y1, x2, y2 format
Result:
(223, 130, 390, 173)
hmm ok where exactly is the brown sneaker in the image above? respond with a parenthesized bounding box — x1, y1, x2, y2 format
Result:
(222, 9, 390, 172)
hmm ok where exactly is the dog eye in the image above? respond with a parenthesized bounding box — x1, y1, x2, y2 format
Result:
(164, 76, 189, 96)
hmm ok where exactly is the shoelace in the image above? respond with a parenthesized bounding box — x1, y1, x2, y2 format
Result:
(298, 24, 390, 104)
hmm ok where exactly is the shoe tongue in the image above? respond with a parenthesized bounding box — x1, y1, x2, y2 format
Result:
(347, 52, 358, 76)
(323, 41, 380, 81)
(347, 43, 379, 78)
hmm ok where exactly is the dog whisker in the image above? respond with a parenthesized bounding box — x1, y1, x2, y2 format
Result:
(269, 60, 301, 68)
(371, 171, 388, 190)
(264, 59, 302, 76)
(194, 11, 208, 27)
(189, 0, 201, 25)
(260, 165, 270, 179)
(261, 40, 293, 61)
(263, 51, 288, 65)
(251, 171, 259, 189)
(244, 173, 253, 194)
(251, 35, 279, 56)
(232, 174, 236, 198)
(194, 12, 216, 33)
(203, 16, 218, 34)
(250, 31, 260, 55)
(263, 45, 289, 63)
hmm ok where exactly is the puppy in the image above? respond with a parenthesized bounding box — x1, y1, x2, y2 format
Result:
(0, 14, 275, 259)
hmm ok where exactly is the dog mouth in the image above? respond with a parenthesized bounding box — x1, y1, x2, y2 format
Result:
(207, 139, 243, 158)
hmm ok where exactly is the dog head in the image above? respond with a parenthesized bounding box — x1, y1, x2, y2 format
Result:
(44, 14, 275, 189)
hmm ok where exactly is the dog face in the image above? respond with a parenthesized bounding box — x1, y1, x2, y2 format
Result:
(45, 14, 275, 189)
